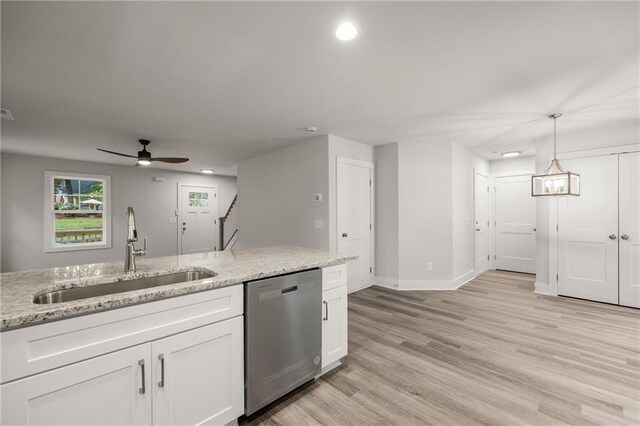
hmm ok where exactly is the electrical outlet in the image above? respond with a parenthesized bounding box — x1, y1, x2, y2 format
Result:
(426, 262, 433, 271)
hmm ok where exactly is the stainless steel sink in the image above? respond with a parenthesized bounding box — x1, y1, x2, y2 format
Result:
(33, 270, 217, 304)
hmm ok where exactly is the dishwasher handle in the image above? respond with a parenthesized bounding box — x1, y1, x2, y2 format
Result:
(281, 285, 298, 295)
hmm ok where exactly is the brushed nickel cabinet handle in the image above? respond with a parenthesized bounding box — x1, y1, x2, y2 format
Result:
(139, 359, 146, 394)
(158, 354, 165, 388)
(609, 234, 617, 240)
(621, 234, 630, 240)
(323, 301, 329, 321)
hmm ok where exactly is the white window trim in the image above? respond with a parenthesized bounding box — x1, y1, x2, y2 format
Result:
(44, 171, 112, 253)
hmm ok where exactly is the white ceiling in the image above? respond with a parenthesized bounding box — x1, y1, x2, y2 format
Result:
(2, 1, 638, 174)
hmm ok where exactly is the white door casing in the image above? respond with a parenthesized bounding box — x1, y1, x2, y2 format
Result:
(1, 344, 152, 425)
(619, 152, 640, 308)
(178, 184, 218, 254)
(557, 155, 619, 304)
(337, 158, 373, 293)
(495, 175, 536, 274)
(474, 173, 490, 274)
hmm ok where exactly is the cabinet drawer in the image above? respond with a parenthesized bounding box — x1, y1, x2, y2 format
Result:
(322, 264, 347, 291)
(1, 284, 242, 384)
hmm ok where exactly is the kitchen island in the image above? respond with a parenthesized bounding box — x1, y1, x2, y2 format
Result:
(0, 246, 354, 425)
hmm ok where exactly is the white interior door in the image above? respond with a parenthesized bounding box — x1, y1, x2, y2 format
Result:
(179, 185, 218, 254)
(337, 158, 373, 293)
(558, 155, 619, 304)
(474, 173, 490, 273)
(495, 175, 536, 274)
(619, 152, 640, 308)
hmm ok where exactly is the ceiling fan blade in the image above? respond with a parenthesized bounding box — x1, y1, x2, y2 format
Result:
(97, 148, 138, 158)
(149, 157, 190, 164)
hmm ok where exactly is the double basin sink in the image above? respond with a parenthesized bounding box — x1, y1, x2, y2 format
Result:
(34, 269, 217, 305)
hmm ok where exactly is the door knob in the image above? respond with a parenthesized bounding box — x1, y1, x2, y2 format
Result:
(609, 234, 617, 240)
(342, 233, 348, 238)
(621, 234, 630, 240)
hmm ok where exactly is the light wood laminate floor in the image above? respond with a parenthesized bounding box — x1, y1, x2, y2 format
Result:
(244, 270, 640, 425)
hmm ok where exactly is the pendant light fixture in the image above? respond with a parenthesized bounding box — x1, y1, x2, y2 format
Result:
(532, 113, 580, 197)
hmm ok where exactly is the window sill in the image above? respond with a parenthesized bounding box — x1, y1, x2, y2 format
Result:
(44, 242, 112, 253)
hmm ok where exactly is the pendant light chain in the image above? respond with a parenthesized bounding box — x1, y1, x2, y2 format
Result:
(552, 115, 558, 160)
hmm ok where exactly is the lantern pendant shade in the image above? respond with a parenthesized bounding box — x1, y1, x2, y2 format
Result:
(532, 113, 580, 197)
(531, 159, 580, 196)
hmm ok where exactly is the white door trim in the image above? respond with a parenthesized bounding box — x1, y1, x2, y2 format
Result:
(177, 183, 219, 255)
(336, 156, 374, 293)
(474, 170, 490, 275)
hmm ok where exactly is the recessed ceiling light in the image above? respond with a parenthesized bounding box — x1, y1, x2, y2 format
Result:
(201, 169, 214, 174)
(305, 126, 318, 133)
(137, 159, 151, 166)
(501, 151, 521, 158)
(335, 22, 358, 41)
(0, 108, 14, 120)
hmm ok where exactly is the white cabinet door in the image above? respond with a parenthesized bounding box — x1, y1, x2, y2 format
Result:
(152, 318, 244, 426)
(322, 286, 348, 368)
(558, 155, 619, 304)
(495, 175, 536, 274)
(619, 152, 640, 308)
(1, 344, 151, 425)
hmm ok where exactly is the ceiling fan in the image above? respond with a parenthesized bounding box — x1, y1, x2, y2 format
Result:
(97, 139, 189, 166)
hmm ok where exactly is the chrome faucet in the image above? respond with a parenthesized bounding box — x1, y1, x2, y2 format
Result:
(125, 207, 146, 273)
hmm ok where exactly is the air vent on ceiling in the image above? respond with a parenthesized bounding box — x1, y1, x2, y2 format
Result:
(0, 109, 14, 120)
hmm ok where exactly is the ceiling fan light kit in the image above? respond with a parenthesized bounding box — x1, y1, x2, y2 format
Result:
(531, 113, 580, 197)
(97, 139, 189, 166)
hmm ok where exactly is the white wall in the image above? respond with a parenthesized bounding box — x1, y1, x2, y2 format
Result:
(374, 143, 399, 282)
(534, 121, 640, 290)
(452, 144, 489, 282)
(397, 141, 454, 284)
(237, 135, 330, 250)
(1, 153, 237, 272)
(328, 135, 374, 252)
(489, 156, 535, 175)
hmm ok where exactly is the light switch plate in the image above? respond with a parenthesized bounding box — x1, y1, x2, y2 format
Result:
(314, 220, 324, 229)
(314, 193, 323, 202)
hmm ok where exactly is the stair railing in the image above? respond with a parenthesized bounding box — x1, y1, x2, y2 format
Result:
(219, 195, 238, 250)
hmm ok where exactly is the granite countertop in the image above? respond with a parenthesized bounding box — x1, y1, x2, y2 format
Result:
(0, 246, 356, 331)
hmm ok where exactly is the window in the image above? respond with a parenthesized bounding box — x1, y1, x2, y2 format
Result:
(44, 171, 111, 252)
(188, 191, 209, 207)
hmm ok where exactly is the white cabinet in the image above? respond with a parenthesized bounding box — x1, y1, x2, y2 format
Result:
(1, 317, 244, 426)
(322, 285, 348, 368)
(152, 318, 244, 426)
(1, 284, 245, 426)
(1, 344, 152, 425)
(321, 264, 348, 370)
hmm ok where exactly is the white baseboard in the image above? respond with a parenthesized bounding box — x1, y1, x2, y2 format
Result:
(373, 270, 477, 291)
(374, 276, 398, 289)
(452, 270, 476, 289)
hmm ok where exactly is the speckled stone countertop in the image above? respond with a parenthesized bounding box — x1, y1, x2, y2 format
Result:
(0, 246, 355, 331)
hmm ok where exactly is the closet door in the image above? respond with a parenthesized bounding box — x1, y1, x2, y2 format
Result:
(619, 152, 640, 308)
(495, 175, 536, 274)
(558, 155, 618, 304)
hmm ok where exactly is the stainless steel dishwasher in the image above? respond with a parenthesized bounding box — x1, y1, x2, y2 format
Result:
(244, 268, 322, 415)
